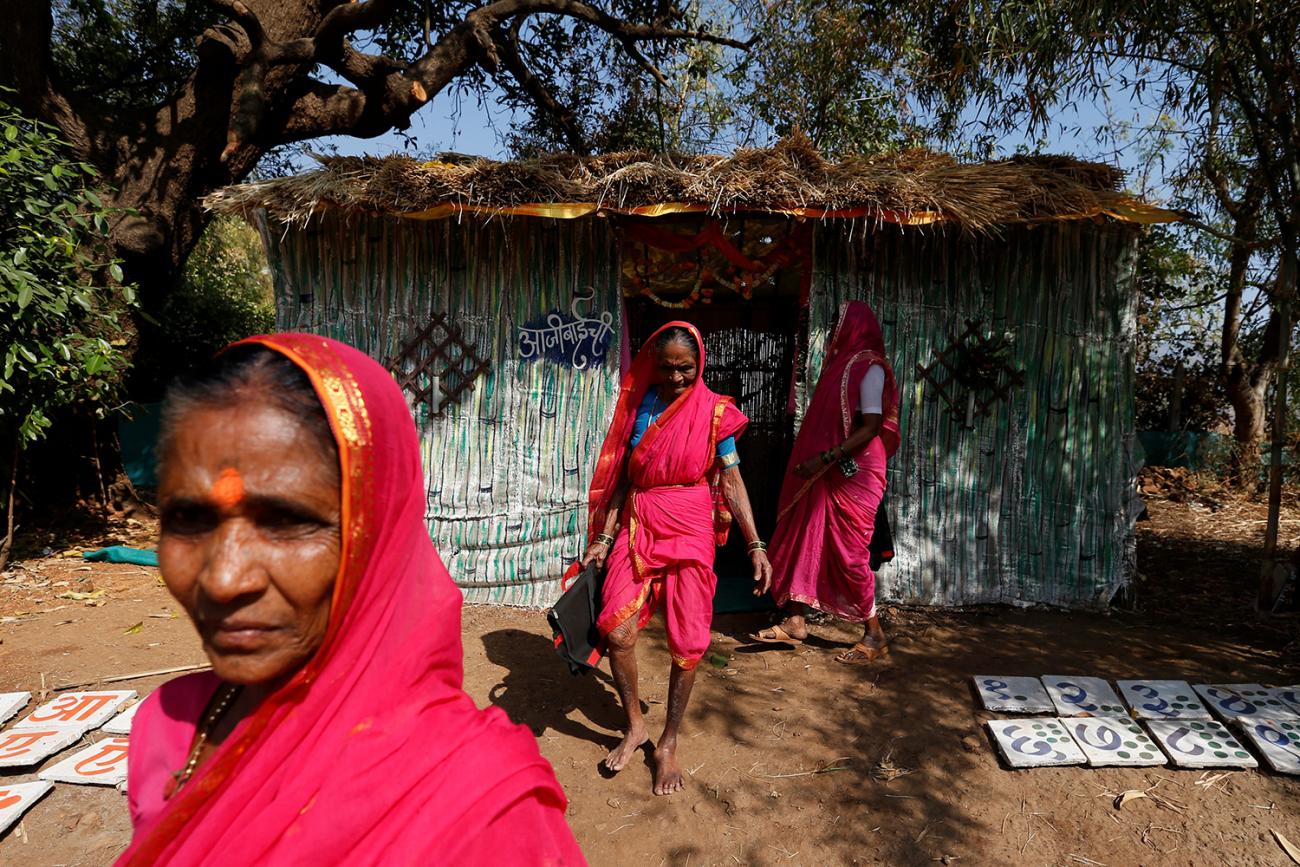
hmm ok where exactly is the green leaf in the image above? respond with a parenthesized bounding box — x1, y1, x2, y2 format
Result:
(85, 354, 105, 376)
(3, 124, 16, 142)
(12, 247, 26, 266)
(16, 284, 32, 309)
(108, 262, 124, 282)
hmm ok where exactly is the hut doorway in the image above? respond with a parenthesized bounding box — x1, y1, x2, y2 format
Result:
(620, 217, 809, 612)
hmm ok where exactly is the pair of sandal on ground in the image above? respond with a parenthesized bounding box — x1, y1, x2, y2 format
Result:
(748, 619, 890, 665)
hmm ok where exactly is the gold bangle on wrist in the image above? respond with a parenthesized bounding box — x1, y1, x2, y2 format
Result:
(593, 533, 615, 547)
(747, 540, 767, 551)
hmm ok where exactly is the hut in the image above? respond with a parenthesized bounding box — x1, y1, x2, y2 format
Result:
(206, 138, 1178, 611)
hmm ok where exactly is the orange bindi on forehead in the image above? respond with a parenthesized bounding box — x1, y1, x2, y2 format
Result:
(210, 467, 245, 509)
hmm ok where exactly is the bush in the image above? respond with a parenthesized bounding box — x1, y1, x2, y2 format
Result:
(0, 95, 135, 446)
(0, 94, 136, 563)
(131, 214, 274, 398)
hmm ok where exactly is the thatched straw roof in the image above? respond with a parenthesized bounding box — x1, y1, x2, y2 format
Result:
(206, 136, 1178, 230)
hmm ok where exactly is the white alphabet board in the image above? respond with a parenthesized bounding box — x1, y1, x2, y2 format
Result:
(1268, 686, 1300, 715)
(0, 727, 85, 768)
(0, 780, 54, 835)
(974, 676, 1054, 713)
(1193, 684, 1300, 723)
(101, 701, 141, 736)
(1062, 716, 1167, 767)
(1237, 718, 1300, 775)
(986, 718, 1087, 768)
(38, 736, 129, 787)
(13, 691, 135, 735)
(0, 692, 30, 727)
(1145, 719, 1257, 769)
(1041, 676, 1127, 717)
(1117, 680, 1212, 720)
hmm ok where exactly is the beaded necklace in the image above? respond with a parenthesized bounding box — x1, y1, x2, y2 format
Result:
(168, 682, 241, 797)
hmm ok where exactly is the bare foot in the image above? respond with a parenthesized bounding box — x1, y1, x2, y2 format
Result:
(652, 742, 685, 795)
(603, 725, 649, 773)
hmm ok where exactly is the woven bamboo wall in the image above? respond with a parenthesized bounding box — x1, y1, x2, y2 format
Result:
(263, 214, 621, 606)
(261, 212, 1139, 611)
(806, 222, 1141, 609)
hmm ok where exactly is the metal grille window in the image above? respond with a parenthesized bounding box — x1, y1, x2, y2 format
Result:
(386, 312, 491, 417)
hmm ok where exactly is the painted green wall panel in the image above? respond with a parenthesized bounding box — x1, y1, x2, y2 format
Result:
(262, 214, 622, 607)
(807, 222, 1139, 609)
(261, 213, 1139, 611)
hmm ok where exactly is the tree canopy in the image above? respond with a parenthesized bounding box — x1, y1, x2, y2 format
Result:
(1, 0, 746, 302)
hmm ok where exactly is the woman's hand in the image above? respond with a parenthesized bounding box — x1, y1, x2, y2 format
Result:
(749, 548, 773, 596)
(792, 457, 821, 479)
(580, 540, 611, 569)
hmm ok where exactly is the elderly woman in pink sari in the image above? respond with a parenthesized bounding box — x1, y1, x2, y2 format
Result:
(753, 301, 901, 664)
(581, 322, 772, 796)
(119, 335, 583, 865)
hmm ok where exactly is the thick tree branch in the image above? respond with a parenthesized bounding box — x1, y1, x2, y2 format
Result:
(203, 0, 266, 47)
(273, 0, 747, 146)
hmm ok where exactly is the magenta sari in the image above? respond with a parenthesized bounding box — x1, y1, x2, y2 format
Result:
(119, 335, 583, 866)
(589, 322, 747, 669)
(768, 302, 901, 623)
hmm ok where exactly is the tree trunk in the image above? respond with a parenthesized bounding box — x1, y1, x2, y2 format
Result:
(1224, 363, 1269, 480)
(0, 436, 18, 573)
(1258, 247, 1295, 612)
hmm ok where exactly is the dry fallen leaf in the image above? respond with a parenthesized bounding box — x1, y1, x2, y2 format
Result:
(1114, 790, 1147, 810)
(123, 622, 143, 635)
(56, 590, 105, 601)
(1274, 830, 1300, 865)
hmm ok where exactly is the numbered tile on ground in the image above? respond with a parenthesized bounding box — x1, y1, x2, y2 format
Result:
(12, 690, 135, 735)
(986, 718, 1087, 768)
(1269, 686, 1300, 715)
(1062, 716, 1167, 767)
(101, 700, 140, 735)
(0, 727, 85, 768)
(1238, 719, 1300, 775)
(1194, 684, 1300, 723)
(0, 780, 54, 835)
(1117, 680, 1212, 720)
(1041, 676, 1127, 717)
(0, 691, 30, 726)
(38, 736, 129, 787)
(1145, 719, 1257, 769)
(974, 676, 1055, 713)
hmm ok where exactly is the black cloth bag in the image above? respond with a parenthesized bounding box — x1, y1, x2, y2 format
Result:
(547, 561, 606, 676)
(869, 498, 895, 571)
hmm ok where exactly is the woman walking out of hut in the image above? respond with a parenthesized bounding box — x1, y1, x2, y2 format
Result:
(753, 300, 901, 664)
(581, 323, 772, 795)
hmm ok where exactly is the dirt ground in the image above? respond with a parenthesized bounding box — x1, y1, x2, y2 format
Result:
(1, 491, 1298, 866)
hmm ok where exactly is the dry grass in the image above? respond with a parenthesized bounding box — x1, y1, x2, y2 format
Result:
(205, 133, 1165, 230)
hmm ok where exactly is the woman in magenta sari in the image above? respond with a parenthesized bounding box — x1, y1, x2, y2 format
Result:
(754, 301, 901, 664)
(581, 323, 772, 795)
(118, 335, 583, 865)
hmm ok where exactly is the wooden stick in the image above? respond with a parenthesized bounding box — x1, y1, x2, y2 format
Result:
(56, 663, 211, 691)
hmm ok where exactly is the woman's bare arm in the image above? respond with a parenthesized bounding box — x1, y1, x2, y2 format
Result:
(793, 412, 882, 479)
(581, 461, 629, 568)
(721, 466, 773, 595)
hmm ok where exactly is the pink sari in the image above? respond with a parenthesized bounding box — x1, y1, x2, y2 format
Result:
(769, 302, 901, 623)
(119, 335, 583, 866)
(589, 322, 747, 669)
